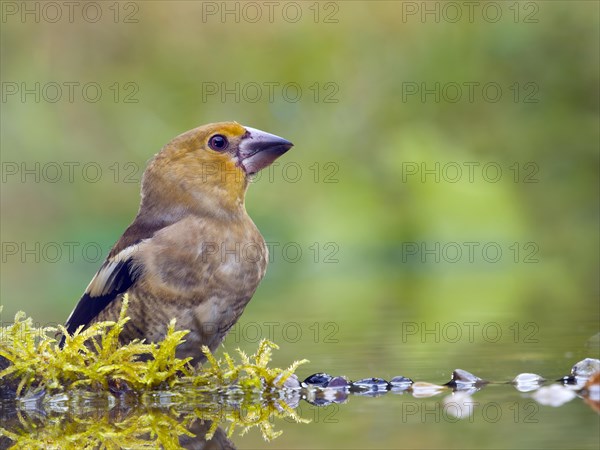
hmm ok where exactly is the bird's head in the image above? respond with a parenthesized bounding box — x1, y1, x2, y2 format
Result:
(142, 122, 293, 219)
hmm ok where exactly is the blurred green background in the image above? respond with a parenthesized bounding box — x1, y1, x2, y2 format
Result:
(1, 1, 598, 448)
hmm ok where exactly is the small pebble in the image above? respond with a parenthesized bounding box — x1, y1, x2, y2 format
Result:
(446, 369, 485, 389)
(327, 376, 350, 389)
(411, 382, 446, 398)
(571, 358, 600, 378)
(561, 358, 600, 386)
(303, 373, 332, 388)
(513, 373, 545, 392)
(350, 378, 391, 393)
(389, 376, 413, 392)
(273, 373, 301, 390)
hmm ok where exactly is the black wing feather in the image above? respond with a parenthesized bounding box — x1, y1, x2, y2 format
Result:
(59, 215, 174, 348)
(59, 258, 138, 347)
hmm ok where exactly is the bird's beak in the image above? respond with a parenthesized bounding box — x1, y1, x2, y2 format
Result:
(238, 126, 293, 175)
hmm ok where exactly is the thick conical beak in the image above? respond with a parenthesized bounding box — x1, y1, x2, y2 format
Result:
(238, 126, 293, 175)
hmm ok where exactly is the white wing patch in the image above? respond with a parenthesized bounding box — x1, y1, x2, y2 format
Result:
(85, 244, 140, 297)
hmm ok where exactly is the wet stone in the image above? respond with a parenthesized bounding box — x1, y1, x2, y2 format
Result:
(446, 369, 485, 389)
(411, 382, 447, 398)
(350, 378, 391, 393)
(389, 376, 413, 392)
(274, 373, 301, 390)
(513, 373, 545, 392)
(561, 358, 600, 386)
(303, 373, 333, 388)
(571, 358, 600, 379)
(327, 376, 350, 389)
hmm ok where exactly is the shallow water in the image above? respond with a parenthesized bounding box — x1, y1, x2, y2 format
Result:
(2, 376, 598, 449)
(2, 318, 598, 449)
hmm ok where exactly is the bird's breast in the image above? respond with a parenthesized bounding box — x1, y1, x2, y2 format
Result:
(135, 215, 268, 305)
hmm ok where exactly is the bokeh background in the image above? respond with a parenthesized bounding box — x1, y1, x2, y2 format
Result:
(1, 1, 598, 449)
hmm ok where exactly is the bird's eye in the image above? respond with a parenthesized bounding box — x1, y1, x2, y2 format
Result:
(208, 134, 228, 151)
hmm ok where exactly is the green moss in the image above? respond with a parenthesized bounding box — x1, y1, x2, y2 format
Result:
(0, 296, 309, 446)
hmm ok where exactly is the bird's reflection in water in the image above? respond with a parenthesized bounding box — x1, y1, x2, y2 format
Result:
(0, 405, 239, 449)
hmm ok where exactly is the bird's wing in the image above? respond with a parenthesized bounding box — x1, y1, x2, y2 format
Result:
(60, 218, 167, 346)
(61, 245, 141, 343)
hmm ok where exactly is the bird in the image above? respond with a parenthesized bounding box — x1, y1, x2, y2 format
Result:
(59, 122, 293, 364)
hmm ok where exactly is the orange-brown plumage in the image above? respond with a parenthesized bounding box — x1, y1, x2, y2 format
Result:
(60, 122, 293, 364)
